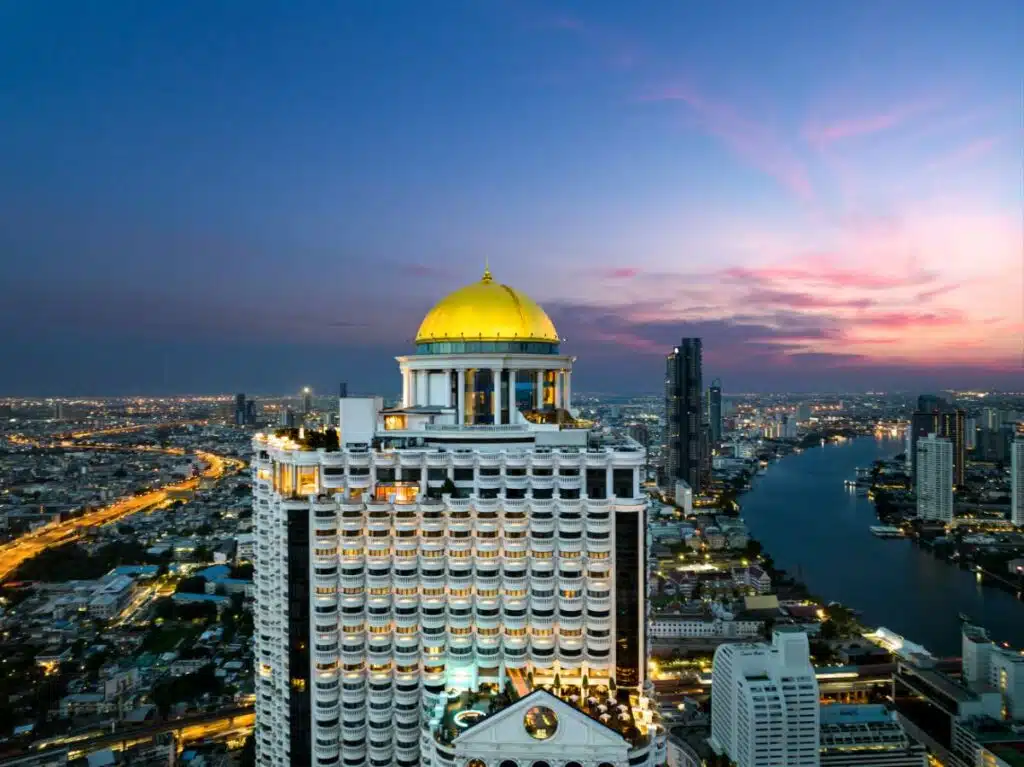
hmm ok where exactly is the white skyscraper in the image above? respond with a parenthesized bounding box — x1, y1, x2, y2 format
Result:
(1012, 438, 1024, 527)
(709, 629, 820, 767)
(916, 433, 954, 523)
(252, 268, 664, 767)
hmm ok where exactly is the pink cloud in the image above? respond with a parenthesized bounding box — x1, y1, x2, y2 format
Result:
(926, 136, 1001, 170)
(915, 284, 959, 302)
(721, 264, 933, 291)
(744, 288, 875, 310)
(805, 98, 940, 144)
(847, 310, 965, 330)
(640, 84, 813, 200)
(601, 267, 641, 279)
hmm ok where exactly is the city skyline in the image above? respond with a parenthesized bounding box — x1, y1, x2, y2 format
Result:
(2, 1, 1021, 395)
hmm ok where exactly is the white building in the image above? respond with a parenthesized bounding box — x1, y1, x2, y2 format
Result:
(649, 615, 762, 640)
(962, 623, 1024, 721)
(916, 433, 953, 523)
(252, 268, 664, 767)
(1011, 438, 1024, 527)
(818, 704, 926, 767)
(709, 629, 820, 767)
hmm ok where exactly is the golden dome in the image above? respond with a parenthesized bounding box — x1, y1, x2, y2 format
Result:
(415, 267, 559, 345)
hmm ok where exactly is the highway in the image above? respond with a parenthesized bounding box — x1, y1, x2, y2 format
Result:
(25, 706, 255, 760)
(0, 432, 245, 583)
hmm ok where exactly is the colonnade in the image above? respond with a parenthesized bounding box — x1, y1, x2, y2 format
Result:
(401, 367, 571, 425)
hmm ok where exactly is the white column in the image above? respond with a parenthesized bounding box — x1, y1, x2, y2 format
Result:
(402, 368, 411, 408)
(416, 369, 429, 406)
(457, 369, 466, 425)
(535, 370, 544, 408)
(408, 370, 417, 407)
(564, 370, 571, 412)
(554, 370, 563, 411)
(444, 369, 453, 408)
(492, 368, 502, 425)
(508, 369, 517, 423)
(605, 464, 614, 500)
(632, 468, 640, 499)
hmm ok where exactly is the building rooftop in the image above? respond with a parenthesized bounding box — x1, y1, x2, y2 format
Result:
(820, 704, 893, 726)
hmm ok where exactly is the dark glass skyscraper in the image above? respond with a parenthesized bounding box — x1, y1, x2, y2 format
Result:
(708, 379, 723, 443)
(234, 392, 247, 426)
(665, 338, 704, 493)
(910, 394, 965, 490)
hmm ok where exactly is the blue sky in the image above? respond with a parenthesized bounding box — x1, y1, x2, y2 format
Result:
(1, 0, 1020, 395)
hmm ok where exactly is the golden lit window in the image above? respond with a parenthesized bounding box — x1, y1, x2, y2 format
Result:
(384, 415, 407, 430)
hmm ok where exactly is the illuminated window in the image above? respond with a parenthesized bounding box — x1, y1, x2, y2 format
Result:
(384, 415, 408, 430)
(291, 678, 307, 691)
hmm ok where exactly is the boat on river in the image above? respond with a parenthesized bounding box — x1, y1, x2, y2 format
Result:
(869, 525, 905, 538)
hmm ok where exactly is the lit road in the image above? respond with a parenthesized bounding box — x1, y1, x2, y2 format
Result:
(0, 436, 245, 583)
(28, 706, 255, 760)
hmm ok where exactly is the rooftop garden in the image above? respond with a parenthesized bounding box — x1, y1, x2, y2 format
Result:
(271, 427, 340, 451)
(434, 676, 653, 748)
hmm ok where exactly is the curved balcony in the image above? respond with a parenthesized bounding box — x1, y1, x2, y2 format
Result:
(451, 451, 475, 468)
(477, 452, 501, 469)
(529, 640, 555, 668)
(314, 743, 340, 764)
(348, 475, 372, 490)
(557, 641, 585, 668)
(530, 451, 553, 468)
(529, 475, 554, 491)
(556, 475, 581, 491)
(425, 452, 448, 468)
(505, 451, 529, 468)
(476, 474, 501, 491)
(398, 451, 422, 468)
(556, 537, 583, 554)
(393, 540, 418, 560)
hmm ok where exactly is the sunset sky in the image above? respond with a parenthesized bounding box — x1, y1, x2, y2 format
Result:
(1, 1, 1020, 395)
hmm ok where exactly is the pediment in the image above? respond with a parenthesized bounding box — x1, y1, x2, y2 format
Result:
(453, 689, 631, 751)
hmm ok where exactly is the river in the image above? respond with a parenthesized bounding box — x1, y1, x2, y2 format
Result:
(740, 436, 1024, 657)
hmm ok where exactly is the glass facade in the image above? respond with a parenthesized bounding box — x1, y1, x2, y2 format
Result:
(415, 341, 559, 355)
(614, 511, 643, 690)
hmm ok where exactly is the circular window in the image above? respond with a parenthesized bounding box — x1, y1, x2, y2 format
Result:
(532, 763, 551, 767)
(499, 762, 518, 767)
(523, 706, 559, 740)
(565, 763, 584, 767)
(467, 761, 487, 767)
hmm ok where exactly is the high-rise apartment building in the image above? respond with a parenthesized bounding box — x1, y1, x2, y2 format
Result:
(909, 396, 965, 490)
(665, 338, 704, 493)
(235, 393, 248, 426)
(1012, 438, 1024, 527)
(709, 629, 820, 767)
(708, 379, 723, 443)
(916, 433, 954, 523)
(302, 386, 314, 415)
(939, 409, 966, 489)
(252, 268, 664, 767)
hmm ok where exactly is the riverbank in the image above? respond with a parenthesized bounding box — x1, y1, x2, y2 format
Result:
(864, 460, 1024, 602)
(735, 436, 1024, 656)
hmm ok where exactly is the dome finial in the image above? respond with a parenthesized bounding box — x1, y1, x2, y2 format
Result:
(482, 258, 492, 283)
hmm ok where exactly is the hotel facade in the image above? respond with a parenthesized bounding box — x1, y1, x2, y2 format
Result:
(252, 269, 664, 767)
